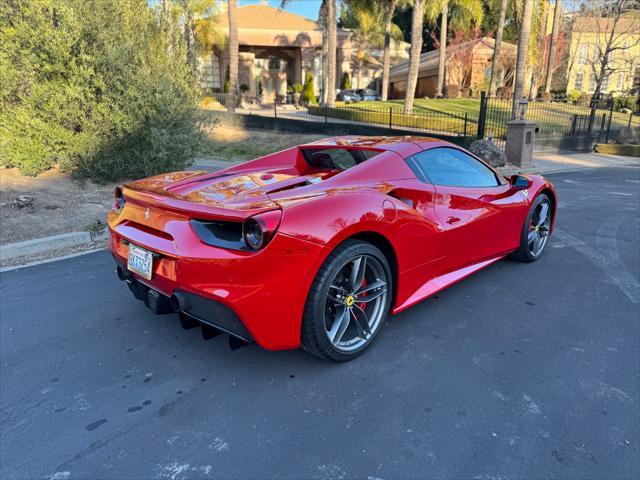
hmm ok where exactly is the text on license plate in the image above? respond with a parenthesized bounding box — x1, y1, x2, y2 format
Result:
(127, 244, 154, 280)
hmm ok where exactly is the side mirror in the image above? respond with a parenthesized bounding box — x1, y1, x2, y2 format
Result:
(510, 174, 532, 191)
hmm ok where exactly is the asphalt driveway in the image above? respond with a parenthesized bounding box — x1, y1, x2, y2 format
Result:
(1, 166, 638, 480)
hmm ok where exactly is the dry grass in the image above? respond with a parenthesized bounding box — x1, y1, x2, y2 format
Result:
(200, 123, 326, 162)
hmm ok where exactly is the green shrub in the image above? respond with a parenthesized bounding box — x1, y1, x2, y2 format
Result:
(566, 90, 581, 103)
(341, 72, 351, 90)
(302, 72, 316, 105)
(614, 94, 639, 112)
(0, 0, 203, 180)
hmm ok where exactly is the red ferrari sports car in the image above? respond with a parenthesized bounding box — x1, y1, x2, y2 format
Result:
(108, 136, 556, 361)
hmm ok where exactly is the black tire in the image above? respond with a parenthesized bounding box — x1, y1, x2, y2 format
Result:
(511, 193, 552, 263)
(301, 240, 392, 362)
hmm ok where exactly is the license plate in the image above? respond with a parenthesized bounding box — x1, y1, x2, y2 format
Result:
(127, 244, 154, 280)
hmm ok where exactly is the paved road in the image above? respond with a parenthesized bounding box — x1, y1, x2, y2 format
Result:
(1, 166, 638, 480)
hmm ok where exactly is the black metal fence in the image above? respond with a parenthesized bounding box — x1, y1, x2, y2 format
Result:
(480, 93, 616, 151)
(202, 92, 634, 153)
(202, 93, 478, 140)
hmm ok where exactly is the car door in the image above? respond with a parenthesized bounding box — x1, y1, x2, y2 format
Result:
(407, 147, 528, 272)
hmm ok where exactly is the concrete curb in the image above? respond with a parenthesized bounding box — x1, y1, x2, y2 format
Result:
(1, 229, 108, 261)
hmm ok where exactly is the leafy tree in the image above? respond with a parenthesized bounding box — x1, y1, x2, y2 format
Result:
(0, 0, 203, 179)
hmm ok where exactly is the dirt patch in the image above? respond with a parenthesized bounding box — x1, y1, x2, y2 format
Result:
(0, 167, 116, 245)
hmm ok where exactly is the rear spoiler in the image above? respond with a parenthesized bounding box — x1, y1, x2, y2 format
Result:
(122, 187, 280, 221)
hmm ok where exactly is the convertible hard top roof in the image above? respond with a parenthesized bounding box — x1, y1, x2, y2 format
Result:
(300, 135, 451, 154)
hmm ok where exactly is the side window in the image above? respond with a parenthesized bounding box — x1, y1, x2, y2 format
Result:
(303, 148, 379, 170)
(327, 149, 358, 169)
(410, 148, 500, 187)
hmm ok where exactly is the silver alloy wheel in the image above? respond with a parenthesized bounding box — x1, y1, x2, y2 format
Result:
(324, 254, 388, 352)
(527, 200, 551, 257)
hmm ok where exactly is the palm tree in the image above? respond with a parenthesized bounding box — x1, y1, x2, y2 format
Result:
(326, 0, 337, 107)
(425, 0, 484, 98)
(512, 0, 534, 117)
(381, 0, 403, 101)
(227, 0, 238, 112)
(488, 0, 508, 97)
(341, 1, 402, 89)
(346, 0, 406, 101)
(544, 0, 562, 94)
(319, 0, 328, 105)
(404, 0, 424, 114)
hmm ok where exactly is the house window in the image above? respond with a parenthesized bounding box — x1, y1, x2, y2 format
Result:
(578, 45, 588, 65)
(616, 73, 625, 90)
(574, 72, 584, 90)
(588, 72, 596, 92)
(602, 74, 610, 91)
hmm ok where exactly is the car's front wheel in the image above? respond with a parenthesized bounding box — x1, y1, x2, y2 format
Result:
(301, 240, 392, 362)
(511, 193, 552, 262)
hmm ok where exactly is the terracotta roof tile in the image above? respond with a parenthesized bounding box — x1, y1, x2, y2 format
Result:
(234, 5, 320, 31)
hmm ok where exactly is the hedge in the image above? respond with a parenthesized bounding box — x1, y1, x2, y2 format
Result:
(594, 143, 640, 157)
(307, 106, 476, 136)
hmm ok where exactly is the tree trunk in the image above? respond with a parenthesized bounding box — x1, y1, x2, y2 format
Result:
(513, 0, 534, 118)
(357, 60, 363, 89)
(322, 26, 328, 104)
(436, 2, 448, 98)
(529, 1, 550, 100)
(544, 0, 562, 93)
(227, 0, 238, 112)
(326, 0, 337, 107)
(488, 0, 508, 97)
(319, 0, 328, 105)
(404, 0, 424, 114)
(381, 0, 397, 101)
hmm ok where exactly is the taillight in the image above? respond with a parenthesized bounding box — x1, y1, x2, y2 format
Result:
(243, 210, 282, 250)
(114, 187, 126, 210)
(190, 209, 282, 251)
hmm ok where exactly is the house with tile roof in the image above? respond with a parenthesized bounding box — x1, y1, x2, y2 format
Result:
(198, 4, 409, 102)
(388, 37, 517, 99)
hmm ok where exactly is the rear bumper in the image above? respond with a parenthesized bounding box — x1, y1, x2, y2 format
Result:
(113, 256, 254, 342)
(108, 211, 326, 350)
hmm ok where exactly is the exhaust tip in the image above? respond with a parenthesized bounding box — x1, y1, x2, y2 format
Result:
(170, 292, 190, 312)
(116, 266, 131, 281)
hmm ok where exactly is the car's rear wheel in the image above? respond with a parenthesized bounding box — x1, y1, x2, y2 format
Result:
(511, 193, 552, 262)
(301, 240, 392, 362)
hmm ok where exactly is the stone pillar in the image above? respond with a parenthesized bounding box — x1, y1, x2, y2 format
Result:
(505, 120, 538, 168)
